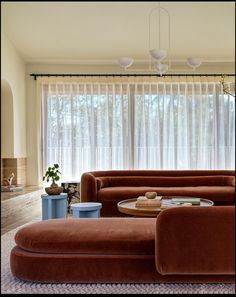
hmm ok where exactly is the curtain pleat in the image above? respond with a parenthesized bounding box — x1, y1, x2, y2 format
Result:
(38, 76, 235, 181)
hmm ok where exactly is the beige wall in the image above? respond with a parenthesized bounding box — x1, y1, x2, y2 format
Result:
(1, 31, 26, 158)
(1, 79, 14, 158)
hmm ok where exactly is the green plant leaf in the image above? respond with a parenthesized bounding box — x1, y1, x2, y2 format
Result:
(43, 164, 62, 183)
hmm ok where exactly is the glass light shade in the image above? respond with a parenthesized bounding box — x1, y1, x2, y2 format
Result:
(187, 57, 202, 68)
(149, 49, 167, 61)
(155, 62, 168, 74)
(118, 57, 134, 68)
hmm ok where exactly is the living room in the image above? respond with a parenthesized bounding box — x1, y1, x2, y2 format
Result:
(1, 1, 235, 294)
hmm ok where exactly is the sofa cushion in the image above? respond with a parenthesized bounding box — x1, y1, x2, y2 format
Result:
(232, 176, 235, 187)
(98, 176, 234, 188)
(97, 186, 235, 204)
(156, 206, 235, 275)
(15, 218, 156, 255)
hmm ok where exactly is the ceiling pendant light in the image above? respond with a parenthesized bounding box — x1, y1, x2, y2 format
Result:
(187, 57, 202, 69)
(155, 62, 169, 75)
(149, 49, 167, 61)
(118, 2, 202, 75)
(118, 57, 134, 68)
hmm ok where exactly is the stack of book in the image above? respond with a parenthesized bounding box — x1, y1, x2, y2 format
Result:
(160, 203, 181, 210)
(159, 198, 201, 210)
(135, 196, 162, 207)
(171, 198, 201, 205)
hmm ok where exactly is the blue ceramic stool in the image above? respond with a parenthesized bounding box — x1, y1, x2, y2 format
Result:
(71, 202, 102, 218)
(41, 193, 68, 220)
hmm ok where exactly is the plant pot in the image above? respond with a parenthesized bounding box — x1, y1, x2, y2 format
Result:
(45, 186, 64, 195)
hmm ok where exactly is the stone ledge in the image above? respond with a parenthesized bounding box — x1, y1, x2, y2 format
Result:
(1, 186, 43, 201)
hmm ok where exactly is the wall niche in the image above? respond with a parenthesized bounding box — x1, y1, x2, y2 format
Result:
(1, 80, 26, 186)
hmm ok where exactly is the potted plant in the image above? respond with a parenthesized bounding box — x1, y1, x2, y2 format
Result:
(43, 163, 64, 195)
(220, 74, 235, 98)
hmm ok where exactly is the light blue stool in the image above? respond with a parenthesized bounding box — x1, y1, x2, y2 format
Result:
(71, 202, 102, 218)
(41, 193, 68, 220)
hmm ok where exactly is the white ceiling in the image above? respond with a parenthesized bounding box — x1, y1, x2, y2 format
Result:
(1, 1, 235, 64)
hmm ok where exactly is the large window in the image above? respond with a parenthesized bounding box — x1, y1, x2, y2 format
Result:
(41, 77, 235, 181)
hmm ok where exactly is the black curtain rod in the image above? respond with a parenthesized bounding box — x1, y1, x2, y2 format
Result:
(30, 73, 235, 80)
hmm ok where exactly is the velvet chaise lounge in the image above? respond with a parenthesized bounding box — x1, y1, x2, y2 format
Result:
(80, 170, 235, 216)
(10, 206, 235, 283)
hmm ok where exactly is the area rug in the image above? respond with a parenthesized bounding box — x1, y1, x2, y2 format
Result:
(1, 221, 235, 294)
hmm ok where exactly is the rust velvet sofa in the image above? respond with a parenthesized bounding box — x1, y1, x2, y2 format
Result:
(80, 170, 235, 217)
(10, 206, 235, 283)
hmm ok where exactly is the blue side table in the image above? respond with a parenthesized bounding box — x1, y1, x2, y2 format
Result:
(71, 202, 102, 218)
(41, 193, 68, 220)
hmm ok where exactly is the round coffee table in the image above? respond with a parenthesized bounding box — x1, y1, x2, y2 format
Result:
(117, 197, 214, 217)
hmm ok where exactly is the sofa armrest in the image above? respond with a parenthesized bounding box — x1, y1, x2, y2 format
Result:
(155, 206, 235, 275)
(232, 176, 235, 187)
(80, 172, 98, 202)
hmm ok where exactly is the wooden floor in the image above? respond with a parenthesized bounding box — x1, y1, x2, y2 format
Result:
(1, 211, 41, 235)
(1, 186, 44, 235)
(1, 211, 74, 235)
(1, 215, 41, 235)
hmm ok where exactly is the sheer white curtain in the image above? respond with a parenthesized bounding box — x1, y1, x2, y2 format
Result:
(134, 77, 235, 170)
(39, 76, 235, 181)
(40, 77, 131, 181)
